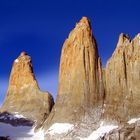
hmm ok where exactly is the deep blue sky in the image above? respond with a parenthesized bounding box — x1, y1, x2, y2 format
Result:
(0, 0, 140, 105)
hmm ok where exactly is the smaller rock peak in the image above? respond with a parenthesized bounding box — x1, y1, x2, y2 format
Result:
(119, 33, 130, 40)
(20, 51, 27, 56)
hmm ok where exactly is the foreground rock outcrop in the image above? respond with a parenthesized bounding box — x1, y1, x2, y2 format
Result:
(1, 52, 54, 126)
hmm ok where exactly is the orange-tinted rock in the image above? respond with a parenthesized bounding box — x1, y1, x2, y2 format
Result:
(1, 52, 54, 125)
(43, 17, 105, 130)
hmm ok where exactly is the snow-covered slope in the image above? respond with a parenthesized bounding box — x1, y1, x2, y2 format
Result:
(0, 112, 45, 140)
(0, 122, 44, 140)
(0, 111, 140, 140)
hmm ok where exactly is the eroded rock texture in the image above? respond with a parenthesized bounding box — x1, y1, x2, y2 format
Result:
(104, 33, 140, 122)
(1, 52, 54, 126)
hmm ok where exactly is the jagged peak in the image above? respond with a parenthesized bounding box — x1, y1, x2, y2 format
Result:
(117, 33, 131, 46)
(116, 32, 140, 49)
(118, 32, 140, 46)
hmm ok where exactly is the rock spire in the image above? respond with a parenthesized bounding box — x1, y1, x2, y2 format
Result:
(1, 52, 54, 126)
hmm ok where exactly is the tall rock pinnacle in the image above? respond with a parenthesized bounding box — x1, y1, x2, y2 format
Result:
(104, 33, 140, 122)
(1, 52, 54, 126)
(43, 17, 105, 132)
(58, 17, 104, 107)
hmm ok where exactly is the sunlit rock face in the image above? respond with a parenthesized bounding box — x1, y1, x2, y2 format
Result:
(1, 52, 54, 126)
(43, 17, 105, 139)
(58, 17, 104, 108)
(104, 33, 140, 122)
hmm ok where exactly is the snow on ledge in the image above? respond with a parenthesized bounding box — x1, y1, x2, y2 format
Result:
(80, 125, 118, 140)
(128, 118, 140, 124)
(0, 112, 26, 120)
(47, 123, 74, 135)
(14, 114, 26, 119)
(14, 59, 19, 63)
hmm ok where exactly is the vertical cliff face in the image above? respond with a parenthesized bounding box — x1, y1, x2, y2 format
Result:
(104, 33, 140, 122)
(1, 52, 54, 125)
(58, 17, 104, 108)
(43, 17, 105, 132)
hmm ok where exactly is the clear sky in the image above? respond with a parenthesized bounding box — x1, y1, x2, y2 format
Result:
(0, 0, 140, 105)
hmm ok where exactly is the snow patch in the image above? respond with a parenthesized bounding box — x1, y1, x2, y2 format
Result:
(128, 118, 140, 124)
(28, 127, 45, 140)
(15, 59, 19, 63)
(80, 125, 118, 140)
(2, 113, 26, 120)
(47, 123, 74, 135)
(14, 114, 26, 119)
(0, 122, 44, 140)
